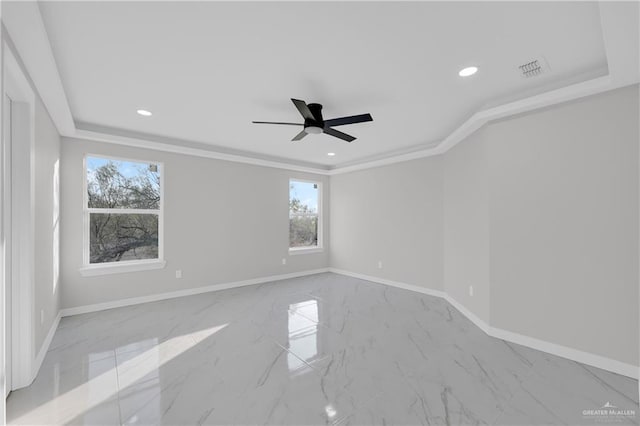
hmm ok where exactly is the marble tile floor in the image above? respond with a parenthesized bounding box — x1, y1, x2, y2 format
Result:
(6, 272, 639, 425)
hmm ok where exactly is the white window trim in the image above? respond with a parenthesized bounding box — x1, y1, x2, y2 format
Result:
(289, 247, 324, 255)
(80, 259, 166, 277)
(288, 178, 323, 255)
(81, 154, 165, 276)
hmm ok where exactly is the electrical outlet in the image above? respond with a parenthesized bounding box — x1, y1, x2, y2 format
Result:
(282, 258, 287, 265)
(377, 260, 383, 269)
(175, 270, 182, 279)
(469, 285, 474, 297)
(40, 309, 44, 325)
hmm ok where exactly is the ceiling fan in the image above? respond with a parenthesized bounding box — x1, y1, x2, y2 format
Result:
(252, 98, 373, 142)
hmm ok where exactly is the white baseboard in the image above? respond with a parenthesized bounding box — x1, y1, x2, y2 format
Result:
(60, 268, 330, 317)
(32, 311, 61, 383)
(328, 268, 446, 299)
(329, 268, 639, 380)
(490, 327, 639, 380)
(442, 293, 492, 335)
(53, 266, 639, 380)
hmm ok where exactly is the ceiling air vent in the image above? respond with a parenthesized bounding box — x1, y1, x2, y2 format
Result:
(518, 59, 546, 78)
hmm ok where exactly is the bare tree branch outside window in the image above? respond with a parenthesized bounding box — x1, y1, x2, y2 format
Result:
(289, 181, 319, 248)
(86, 157, 161, 263)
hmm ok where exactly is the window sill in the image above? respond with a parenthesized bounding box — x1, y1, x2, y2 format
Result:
(80, 260, 166, 277)
(288, 247, 324, 256)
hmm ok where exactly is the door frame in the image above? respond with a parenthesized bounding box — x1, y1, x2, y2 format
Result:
(2, 87, 10, 400)
(3, 43, 36, 392)
(0, 10, 4, 422)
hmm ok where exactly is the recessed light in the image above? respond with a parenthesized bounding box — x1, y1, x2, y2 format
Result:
(458, 66, 478, 77)
(327, 152, 336, 157)
(136, 109, 152, 116)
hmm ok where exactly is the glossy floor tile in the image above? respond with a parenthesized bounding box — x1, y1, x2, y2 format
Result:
(6, 273, 639, 425)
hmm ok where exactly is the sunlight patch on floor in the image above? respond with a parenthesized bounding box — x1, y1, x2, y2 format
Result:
(12, 324, 228, 425)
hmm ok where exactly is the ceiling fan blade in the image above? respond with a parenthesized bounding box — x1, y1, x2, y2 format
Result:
(323, 126, 356, 142)
(324, 113, 373, 127)
(292, 130, 308, 141)
(252, 121, 303, 126)
(291, 99, 315, 121)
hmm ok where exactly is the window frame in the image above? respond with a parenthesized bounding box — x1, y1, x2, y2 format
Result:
(288, 178, 323, 255)
(80, 154, 166, 276)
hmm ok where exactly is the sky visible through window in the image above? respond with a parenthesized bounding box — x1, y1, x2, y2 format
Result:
(87, 157, 155, 180)
(290, 181, 318, 212)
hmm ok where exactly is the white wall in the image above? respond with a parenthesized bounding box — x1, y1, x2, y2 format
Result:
(444, 127, 490, 322)
(330, 156, 444, 291)
(60, 138, 329, 309)
(487, 85, 639, 366)
(34, 96, 61, 353)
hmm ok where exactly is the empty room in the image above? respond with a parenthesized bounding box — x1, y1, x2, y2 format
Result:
(1, 1, 639, 425)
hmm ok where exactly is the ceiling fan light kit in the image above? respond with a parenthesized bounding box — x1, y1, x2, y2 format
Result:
(304, 126, 323, 134)
(252, 98, 373, 143)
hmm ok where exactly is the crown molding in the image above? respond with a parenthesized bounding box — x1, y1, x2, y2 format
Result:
(70, 74, 623, 177)
(327, 75, 619, 175)
(71, 129, 331, 175)
(4, 2, 638, 176)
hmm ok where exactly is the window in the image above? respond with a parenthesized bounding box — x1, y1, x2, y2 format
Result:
(82, 155, 164, 274)
(289, 179, 322, 252)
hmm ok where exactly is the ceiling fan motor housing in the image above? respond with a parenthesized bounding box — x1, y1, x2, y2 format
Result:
(306, 103, 324, 127)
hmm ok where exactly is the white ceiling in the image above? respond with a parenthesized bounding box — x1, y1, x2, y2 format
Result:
(39, 1, 608, 168)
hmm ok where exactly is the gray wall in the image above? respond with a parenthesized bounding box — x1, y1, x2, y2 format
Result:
(487, 85, 639, 366)
(60, 138, 329, 309)
(57, 85, 638, 367)
(34, 97, 61, 352)
(330, 84, 638, 367)
(444, 127, 490, 322)
(330, 156, 444, 291)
